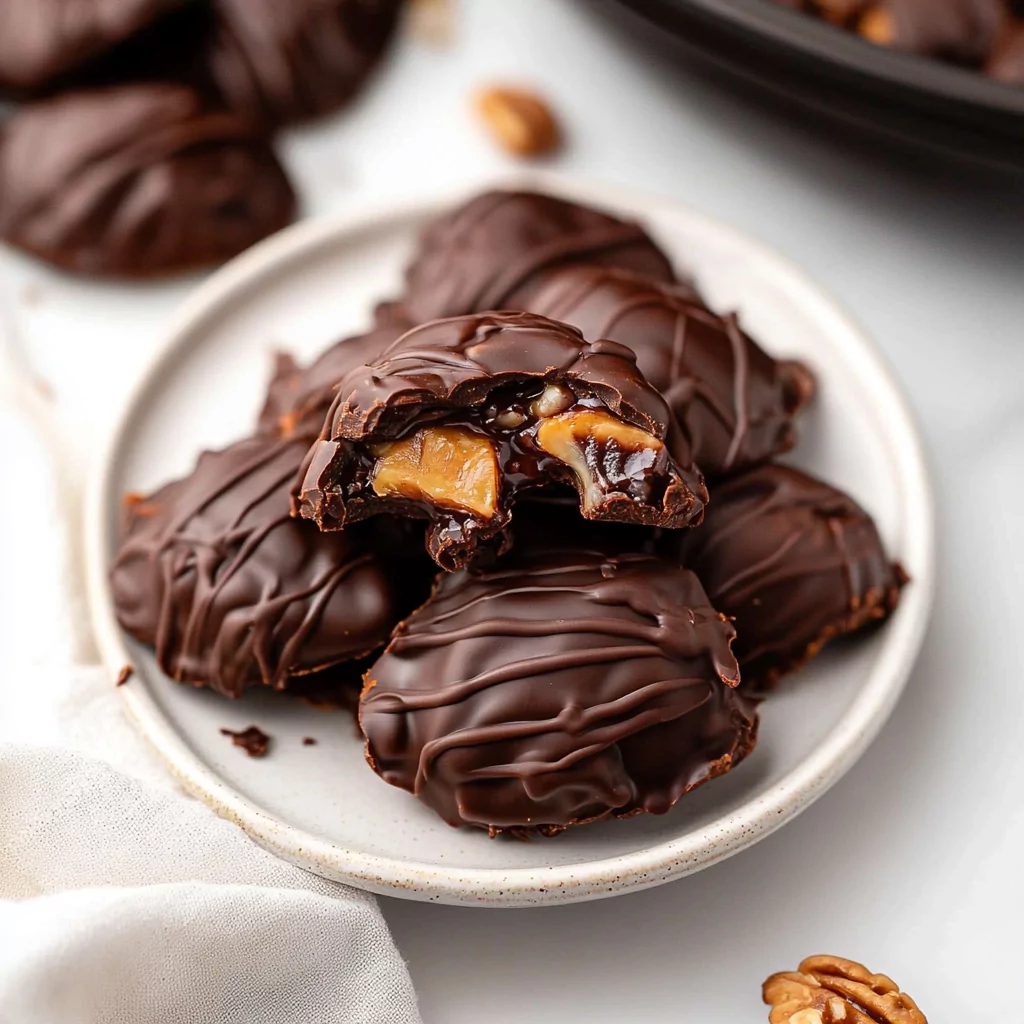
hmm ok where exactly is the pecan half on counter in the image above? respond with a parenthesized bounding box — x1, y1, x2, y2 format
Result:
(763, 955, 927, 1024)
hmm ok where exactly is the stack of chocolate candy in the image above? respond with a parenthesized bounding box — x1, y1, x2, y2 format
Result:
(772, 0, 1024, 85)
(111, 189, 905, 837)
(0, 0, 403, 277)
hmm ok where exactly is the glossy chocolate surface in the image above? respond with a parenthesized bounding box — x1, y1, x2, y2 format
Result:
(0, 0, 185, 95)
(295, 312, 708, 570)
(525, 264, 815, 478)
(110, 433, 400, 698)
(201, 0, 402, 127)
(256, 318, 410, 440)
(361, 551, 758, 834)
(666, 463, 904, 691)
(399, 190, 678, 325)
(0, 84, 295, 277)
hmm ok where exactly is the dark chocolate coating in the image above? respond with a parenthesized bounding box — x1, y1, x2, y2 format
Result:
(864, 0, 1005, 63)
(525, 265, 815, 478)
(295, 312, 708, 569)
(0, 84, 295, 277)
(508, 487, 655, 558)
(361, 552, 759, 834)
(400, 190, 679, 325)
(665, 464, 904, 692)
(110, 433, 400, 698)
(201, 0, 402, 127)
(988, 22, 1024, 82)
(0, 0, 185, 95)
(257, 318, 409, 440)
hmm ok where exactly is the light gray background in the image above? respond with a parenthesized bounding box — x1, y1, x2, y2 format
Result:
(2, 2, 1022, 1019)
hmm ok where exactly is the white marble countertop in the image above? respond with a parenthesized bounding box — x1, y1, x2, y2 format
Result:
(2, 1, 1022, 1020)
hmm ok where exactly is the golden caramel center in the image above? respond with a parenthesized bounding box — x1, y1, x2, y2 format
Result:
(371, 426, 500, 519)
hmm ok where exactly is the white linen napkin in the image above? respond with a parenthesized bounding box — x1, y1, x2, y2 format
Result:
(0, 312, 422, 1024)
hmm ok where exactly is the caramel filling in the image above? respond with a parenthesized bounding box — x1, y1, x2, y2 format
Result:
(371, 427, 500, 519)
(363, 384, 668, 524)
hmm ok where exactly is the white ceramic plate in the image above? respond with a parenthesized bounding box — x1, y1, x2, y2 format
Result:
(85, 174, 934, 908)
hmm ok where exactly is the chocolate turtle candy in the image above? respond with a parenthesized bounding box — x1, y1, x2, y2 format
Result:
(666, 464, 905, 692)
(525, 265, 815, 478)
(399, 189, 680, 325)
(360, 551, 759, 835)
(201, 0, 403, 128)
(0, 84, 295, 277)
(0, 0, 186, 96)
(294, 312, 708, 571)
(110, 434, 404, 698)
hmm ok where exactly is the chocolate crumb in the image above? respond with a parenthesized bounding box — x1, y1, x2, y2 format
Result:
(115, 664, 134, 686)
(220, 725, 271, 758)
(302, 736, 317, 746)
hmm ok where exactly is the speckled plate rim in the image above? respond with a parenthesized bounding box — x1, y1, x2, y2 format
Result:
(84, 173, 935, 907)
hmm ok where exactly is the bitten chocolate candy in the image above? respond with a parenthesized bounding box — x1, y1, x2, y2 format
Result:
(399, 190, 679, 325)
(256, 319, 410, 440)
(0, 0, 185, 95)
(201, 0, 403, 127)
(857, 0, 1005, 64)
(360, 552, 759, 835)
(0, 84, 295, 277)
(667, 464, 904, 692)
(295, 311, 708, 570)
(525, 265, 815, 478)
(110, 434, 401, 698)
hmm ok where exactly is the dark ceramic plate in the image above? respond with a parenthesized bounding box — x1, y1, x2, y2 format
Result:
(613, 0, 1024, 171)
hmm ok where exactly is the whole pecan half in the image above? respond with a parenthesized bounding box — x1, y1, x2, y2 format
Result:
(763, 955, 927, 1024)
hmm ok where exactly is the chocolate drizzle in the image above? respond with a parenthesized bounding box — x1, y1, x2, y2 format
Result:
(361, 552, 758, 834)
(0, 0, 187, 96)
(525, 265, 815, 477)
(666, 464, 904, 691)
(110, 433, 400, 698)
(399, 190, 678, 324)
(200, 0, 403, 128)
(0, 84, 296, 278)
